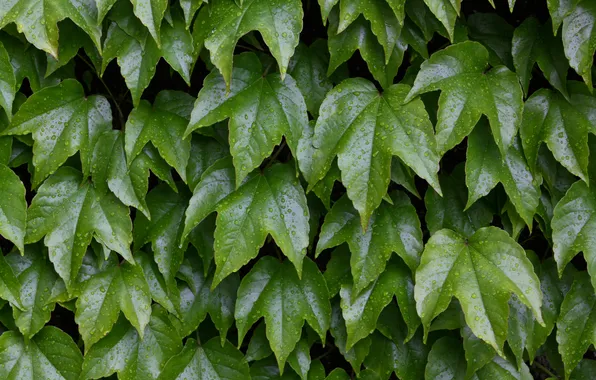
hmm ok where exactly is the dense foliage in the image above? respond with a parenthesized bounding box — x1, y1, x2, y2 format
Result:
(0, 0, 595, 378)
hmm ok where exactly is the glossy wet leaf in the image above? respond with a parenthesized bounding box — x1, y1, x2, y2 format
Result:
(329, 302, 371, 373)
(0, 164, 26, 252)
(415, 227, 544, 354)
(561, 0, 596, 88)
(130, 0, 168, 46)
(235, 257, 331, 371)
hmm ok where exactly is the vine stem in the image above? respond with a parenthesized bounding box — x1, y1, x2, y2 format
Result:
(77, 53, 125, 127)
(264, 141, 287, 170)
(533, 361, 558, 379)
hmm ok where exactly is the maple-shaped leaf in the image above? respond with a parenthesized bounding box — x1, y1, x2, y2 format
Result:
(179, 0, 205, 28)
(125, 91, 192, 182)
(81, 305, 182, 380)
(160, 7, 196, 85)
(521, 84, 592, 182)
(308, 78, 440, 228)
(512, 17, 569, 98)
(552, 179, 596, 291)
(193, 0, 303, 88)
(0, 0, 101, 58)
(466, 120, 540, 226)
(547, 0, 578, 34)
(316, 192, 422, 295)
(0, 327, 82, 379)
(405, 41, 524, 155)
(0, 164, 25, 253)
(422, 0, 458, 41)
(75, 260, 151, 350)
(183, 161, 310, 287)
(415, 227, 544, 354)
(91, 130, 176, 219)
(186, 52, 308, 186)
(130, 0, 168, 46)
(1, 79, 111, 186)
(562, 1, 596, 89)
(235, 257, 331, 371)
(5, 247, 65, 339)
(158, 337, 249, 380)
(25, 167, 133, 289)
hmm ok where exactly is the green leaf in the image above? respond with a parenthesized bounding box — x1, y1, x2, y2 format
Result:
(425, 336, 466, 379)
(136, 250, 179, 316)
(562, 0, 596, 88)
(81, 305, 182, 380)
(160, 7, 195, 85)
(363, 329, 427, 380)
(317, 191, 422, 295)
(0, 0, 101, 58)
(25, 167, 133, 288)
(467, 13, 514, 69)
(125, 91, 192, 182)
(6, 247, 62, 338)
(0, 248, 21, 309)
(309, 78, 440, 228)
(186, 135, 228, 192)
(548, 0, 579, 33)
(130, 0, 168, 46)
(102, 22, 160, 107)
(521, 87, 590, 182)
(179, 0, 204, 28)
(415, 227, 544, 354)
(176, 252, 239, 340)
(552, 179, 596, 291)
(235, 257, 331, 371)
(330, 302, 371, 373)
(462, 325, 495, 377)
(75, 261, 151, 350)
(466, 120, 541, 226)
(0, 164, 25, 253)
(288, 40, 334, 117)
(0, 327, 82, 379)
(158, 337, 250, 380)
(287, 338, 311, 380)
(1, 79, 111, 186)
(246, 322, 273, 362)
(184, 162, 310, 287)
(512, 17, 569, 98)
(186, 52, 307, 185)
(193, 0, 303, 88)
(571, 360, 596, 379)
(405, 41, 524, 155)
(556, 271, 596, 378)
(422, 0, 458, 40)
(134, 184, 188, 285)
(0, 41, 15, 118)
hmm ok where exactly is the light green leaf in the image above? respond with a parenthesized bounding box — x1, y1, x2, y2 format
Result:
(462, 325, 495, 377)
(186, 52, 307, 185)
(161, 7, 195, 84)
(422, 0, 458, 40)
(193, 0, 303, 88)
(179, 0, 204, 28)
(0, 327, 82, 379)
(0, 164, 25, 253)
(81, 305, 182, 380)
(415, 227, 544, 354)
(25, 167, 133, 289)
(0, 0, 101, 58)
(309, 78, 440, 228)
(287, 338, 311, 380)
(1, 79, 111, 186)
(405, 41, 524, 155)
(562, 0, 596, 88)
(184, 162, 310, 287)
(130, 0, 168, 46)
(548, 0, 578, 33)
(158, 337, 249, 380)
(316, 191, 422, 295)
(235, 257, 331, 371)
(75, 261, 151, 350)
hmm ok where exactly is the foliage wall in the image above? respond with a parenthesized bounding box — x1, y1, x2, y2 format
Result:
(0, 0, 595, 379)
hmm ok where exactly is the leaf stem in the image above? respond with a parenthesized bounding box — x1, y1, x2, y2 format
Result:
(533, 361, 558, 379)
(264, 141, 287, 170)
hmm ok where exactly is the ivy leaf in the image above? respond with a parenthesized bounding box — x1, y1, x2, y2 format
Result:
(552, 179, 596, 291)
(330, 302, 371, 373)
(6, 247, 63, 338)
(512, 17, 569, 98)
(186, 52, 308, 186)
(562, 0, 596, 89)
(316, 191, 422, 295)
(125, 91, 192, 182)
(235, 257, 331, 371)
(556, 271, 596, 378)
(81, 305, 182, 380)
(462, 325, 496, 377)
(176, 252, 239, 341)
(102, 22, 160, 107)
(184, 162, 310, 287)
(310, 78, 440, 228)
(0, 0, 101, 58)
(160, 7, 195, 85)
(136, 250, 179, 316)
(422, 0, 458, 41)
(548, 0, 579, 33)
(0, 164, 25, 253)
(180, 0, 204, 28)
(25, 167, 133, 288)
(424, 336, 466, 379)
(130, 0, 168, 46)
(158, 337, 250, 380)
(405, 41, 524, 155)
(287, 338, 311, 380)
(288, 40, 334, 117)
(75, 261, 151, 350)
(1, 79, 111, 186)
(0, 248, 21, 310)
(414, 227, 544, 354)
(246, 322, 274, 362)
(193, 0, 303, 88)
(466, 120, 540, 226)
(0, 41, 15, 118)
(134, 184, 189, 285)
(341, 260, 419, 350)
(467, 13, 514, 69)
(186, 135, 228, 191)
(0, 327, 82, 379)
